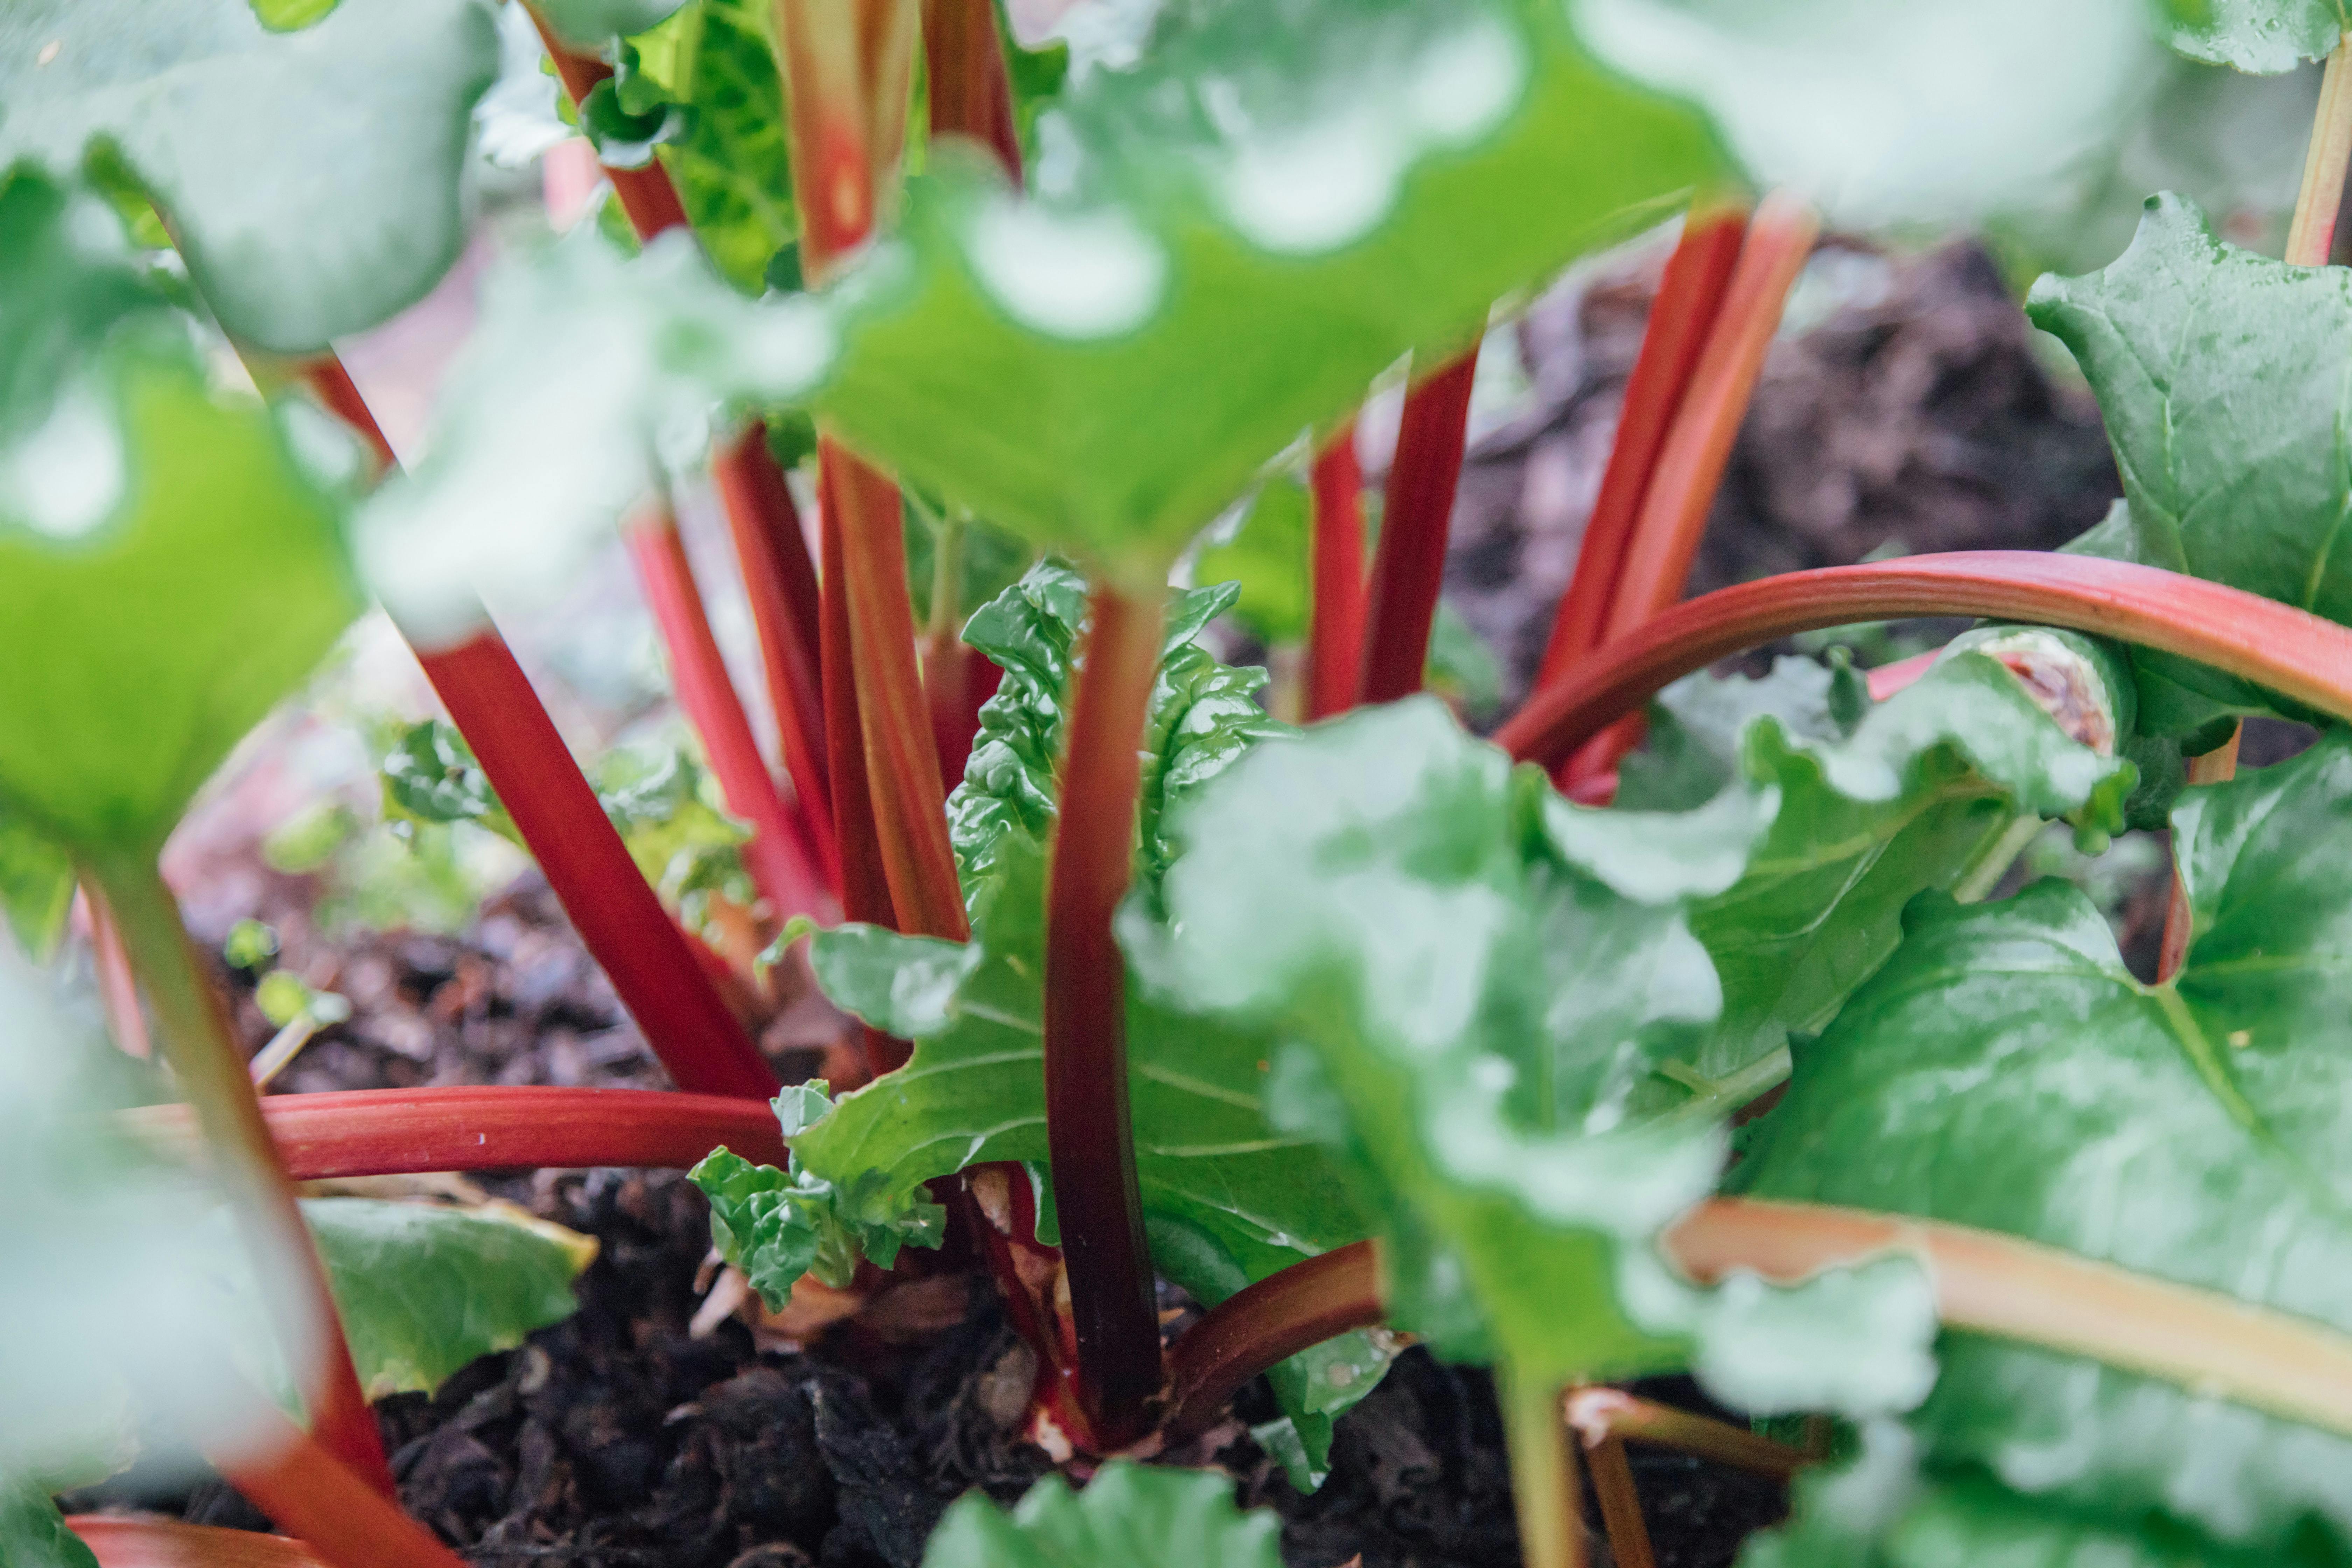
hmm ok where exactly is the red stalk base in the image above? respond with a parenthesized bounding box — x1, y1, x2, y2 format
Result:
(71, 1517, 323, 1568)
(417, 632, 777, 1098)
(1043, 582, 1167, 1446)
(1165, 1242, 1382, 1439)
(1306, 425, 1367, 722)
(1357, 350, 1480, 705)
(1496, 552, 2352, 770)
(217, 1414, 469, 1568)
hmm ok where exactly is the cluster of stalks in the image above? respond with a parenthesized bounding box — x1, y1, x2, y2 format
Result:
(69, 10, 2352, 1568)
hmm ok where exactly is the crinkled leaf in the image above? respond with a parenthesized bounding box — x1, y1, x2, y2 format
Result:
(2155, 0, 2346, 71)
(355, 228, 831, 646)
(304, 1197, 593, 1400)
(1629, 650, 2134, 1096)
(689, 1127, 948, 1301)
(0, 815, 74, 963)
(0, 0, 498, 352)
(919, 1462, 1281, 1568)
(814, 0, 1722, 573)
(1152, 699, 1937, 1412)
(1571, 0, 2160, 230)
(0, 169, 363, 858)
(1739, 730, 2352, 1552)
(2031, 196, 2352, 734)
(0, 1484, 98, 1568)
(628, 1, 800, 294)
(381, 719, 514, 838)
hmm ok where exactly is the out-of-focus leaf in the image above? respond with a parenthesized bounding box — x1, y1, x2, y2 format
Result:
(534, 0, 689, 49)
(1739, 730, 2352, 1552)
(904, 500, 1036, 631)
(2154, 0, 2345, 71)
(380, 719, 515, 840)
(0, 815, 74, 963)
(1424, 601, 1503, 719)
(630, 1, 799, 294)
(2031, 197, 2352, 735)
(1572, 0, 2161, 230)
(1151, 699, 1937, 1413)
(1631, 650, 2133, 1098)
(0, 1483, 98, 1568)
(1194, 476, 1311, 645)
(354, 228, 831, 648)
(0, 0, 498, 352)
(304, 1197, 593, 1400)
(591, 742, 752, 916)
(815, 0, 1722, 574)
(919, 1462, 1282, 1568)
(0, 169, 363, 859)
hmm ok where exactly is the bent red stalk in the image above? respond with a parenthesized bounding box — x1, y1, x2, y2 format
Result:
(70, 1517, 322, 1568)
(1357, 349, 1480, 704)
(1306, 425, 1367, 722)
(125, 1086, 790, 1178)
(1494, 552, 2352, 770)
(1164, 1239, 1382, 1439)
(213, 1411, 472, 1568)
(1536, 198, 1748, 687)
(624, 503, 835, 923)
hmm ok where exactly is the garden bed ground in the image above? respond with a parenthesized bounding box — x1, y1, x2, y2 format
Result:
(80, 230, 2136, 1568)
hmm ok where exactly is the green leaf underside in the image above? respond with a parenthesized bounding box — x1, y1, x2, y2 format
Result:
(0, 1483, 97, 1568)
(1739, 730, 2352, 1554)
(1624, 652, 2133, 1097)
(0, 169, 360, 858)
(0, 814, 74, 961)
(1151, 699, 1938, 1414)
(2032, 196, 2352, 733)
(808, 0, 1723, 570)
(304, 1197, 590, 1401)
(919, 1462, 1281, 1568)
(2154, 0, 2347, 71)
(1194, 475, 1312, 645)
(631, 0, 800, 294)
(0, 0, 498, 352)
(533, 0, 689, 49)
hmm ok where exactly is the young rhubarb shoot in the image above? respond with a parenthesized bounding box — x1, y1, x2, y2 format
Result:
(1357, 349, 1481, 705)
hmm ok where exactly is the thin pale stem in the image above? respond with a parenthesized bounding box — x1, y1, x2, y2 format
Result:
(418, 631, 779, 1097)
(125, 1085, 790, 1179)
(1950, 811, 2044, 905)
(1164, 1239, 1384, 1438)
(1044, 581, 1167, 1446)
(1564, 1388, 1805, 1480)
(1537, 198, 1749, 687)
(625, 501, 835, 923)
(89, 857, 393, 1496)
(2289, 34, 2352, 267)
(1501, 1363, 1584, 1568)
(211, 1408, 469, 1568)
(70, 1517, 323, 1568)
(1357, 349, 1481, 705)
(1306, 425, 1367, 722)
(1584, 1432, 1656, 1568)
(1496, 552, 2352, 769)
(713, 425, 840, 888)
(247, 1016, 322, 1089)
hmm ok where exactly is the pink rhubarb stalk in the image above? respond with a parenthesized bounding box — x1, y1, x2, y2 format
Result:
(1306, 425, 1368, 722)
(1357, 349, 1480, 705)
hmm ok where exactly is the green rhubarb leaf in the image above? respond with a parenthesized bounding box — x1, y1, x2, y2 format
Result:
(627, 0, 799, 295)
(2154, 0, 2346, 71)
(0, 1484, 97, 1568)
(0, 815, 74, 963)
(690, 1112, 950, 1300)
(534, 0, 689, 49)
(1738, 728, 2352, 1553)
(2030, 196, 2352, 734)
(1150, 699, 1938, 1413)
(303, 1197, 594, 1400)
(0, 168, 363, 859)
(919, 1462, 1281, 1568)
(0, 0, 499, 352)
(1625, 646, 2135, 1098)
(813, 0, 1722, 575)
(1194, 474, 1313, 646)
(354, 227, 832, 647)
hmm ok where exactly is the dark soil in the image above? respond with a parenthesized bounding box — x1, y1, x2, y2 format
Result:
(86, 226, 2141, 1568)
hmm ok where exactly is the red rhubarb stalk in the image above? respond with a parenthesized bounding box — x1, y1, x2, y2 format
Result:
(625, 501, 835, 923)
(1043, 581, 1168, 1445)
(90, 858, 393, 1496)
(1536, 199, 1748, 687)
(70, 1517, 323, 1568)
(1305, 425, 1368, 722)
(213, 1412, 471, 1568)
(1496, 553, 2352, 770)
(1165, 1241, 1382, 1438)
(1357, 349, 1481, 705)
(419, 633, 779, 1097)
(922, 0, 1023, 176)
(714, 425, 837, 882)
(527, 10, 692, 236)
(126, 1086, 790, 1178)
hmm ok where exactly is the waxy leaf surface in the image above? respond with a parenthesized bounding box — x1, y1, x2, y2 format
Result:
(1741, 730, 2352, 1553)
(0, 0, 499, 352)
(1151, 700, 1937, 1412)
(2153, 0, 2346, 71)
(0, 170, 361, 858)
(920, 1462, 1281, 1568)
